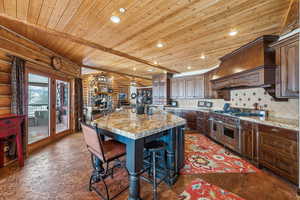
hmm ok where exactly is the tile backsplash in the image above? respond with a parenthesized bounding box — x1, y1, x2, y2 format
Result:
(176, 88, 299, 120)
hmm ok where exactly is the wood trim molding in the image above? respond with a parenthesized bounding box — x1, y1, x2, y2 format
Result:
(0, 14, 178, 74)
(219, 35, 279, 61)
(82, 65, 152, 81)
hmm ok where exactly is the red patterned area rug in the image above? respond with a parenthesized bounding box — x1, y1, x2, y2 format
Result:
(179, 179, 245, 200)
(181, 134, 259, 174)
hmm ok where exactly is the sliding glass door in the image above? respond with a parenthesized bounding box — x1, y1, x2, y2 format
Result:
(27, 71, 71, 146)
(27, 73, 50, 144)
(55, 80, 70, 134)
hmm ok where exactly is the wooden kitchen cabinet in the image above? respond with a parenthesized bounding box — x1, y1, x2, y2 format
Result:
(177, 78, 185, 98)
(271, 33, 299, 98)
(196, 111, 209, 135)
(241, 120, 258, 163)
(258, 124, 298, 184)
(170, 75, 205, 99)
(181, 110, 197, 130)
(170, 79, 178, 99)
(194, 75, 205, 98)
(185, 78, 195, 98)
(152, 74, 171, 105)
(204, 69, 217, 99)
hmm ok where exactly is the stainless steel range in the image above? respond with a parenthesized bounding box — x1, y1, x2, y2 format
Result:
(209, 112, 242, 153)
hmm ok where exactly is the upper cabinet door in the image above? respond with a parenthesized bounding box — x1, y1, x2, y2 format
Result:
(170, 79, 178, 99)
(272, 34, 299, 98)
(281, 42, 299, 97)
(194, 75, 204, 98)
(178, 78, 186, 98)
(159, 75, 166, 99)
(185, 78, 195, 98)
(152, 75, 160, 98)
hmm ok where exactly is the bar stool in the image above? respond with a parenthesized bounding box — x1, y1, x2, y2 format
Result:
(142, 140, 170, 200)
(81, 122, 128, 200)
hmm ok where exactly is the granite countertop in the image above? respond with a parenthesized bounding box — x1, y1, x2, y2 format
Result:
(92, 109, 186, 140)
(164, 106, 212, 112)
(163, 106, 299, 131)
(239, 116, 299, 131)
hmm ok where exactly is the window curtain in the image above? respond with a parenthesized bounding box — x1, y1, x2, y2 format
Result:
(11, 56, 27, 156)
(74, 78, 83, 132)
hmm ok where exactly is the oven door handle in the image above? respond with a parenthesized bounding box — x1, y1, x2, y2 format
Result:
(223, 123, 240, 129)
(214, 120, 223, 124)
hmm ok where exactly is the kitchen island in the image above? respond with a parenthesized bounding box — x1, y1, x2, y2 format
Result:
(92, 109, 186, 200)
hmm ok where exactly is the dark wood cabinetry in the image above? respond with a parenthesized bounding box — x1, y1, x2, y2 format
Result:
(240, 120, 298, 184)
(258, 124, 298, 184)
(211, 66, 276, 90)
(271, 33, 299, 98)
(170, 75, 205, 99)
(165, 109, 209, 131)
(204, 69, 217, 99)
(152, 74, 171, 105)
(181, 110, 197, 130)
(196, 111, 209, 135)
(241, 120, 258, 163)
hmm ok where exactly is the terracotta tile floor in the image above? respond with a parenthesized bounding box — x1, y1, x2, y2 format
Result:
(0, 132, 299, 200)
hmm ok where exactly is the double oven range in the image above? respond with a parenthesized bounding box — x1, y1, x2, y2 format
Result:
(209, 112, 242, 153)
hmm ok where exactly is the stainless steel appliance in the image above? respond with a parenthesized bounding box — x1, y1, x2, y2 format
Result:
(209, 112, 241, 153)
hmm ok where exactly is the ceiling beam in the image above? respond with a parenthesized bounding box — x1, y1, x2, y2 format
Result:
(82, 65, 152, 81)
(0, 14, 178, 73)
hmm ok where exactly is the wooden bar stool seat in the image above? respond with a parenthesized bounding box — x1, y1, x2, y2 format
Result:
(81, 122, 128, 200)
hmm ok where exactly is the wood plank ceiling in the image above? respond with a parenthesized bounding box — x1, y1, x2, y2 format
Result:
(0, 0, 291, 79)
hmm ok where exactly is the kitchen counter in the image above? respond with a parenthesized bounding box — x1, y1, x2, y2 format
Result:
(92, 109, 186, 139)
(163, 106, 299, 131)
(164, 106, 212, 112)
(240, 116, 299, 131)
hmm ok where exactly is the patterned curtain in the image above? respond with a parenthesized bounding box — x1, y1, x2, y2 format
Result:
(11, 56, 27, 155)
(74, 78, 84, 132)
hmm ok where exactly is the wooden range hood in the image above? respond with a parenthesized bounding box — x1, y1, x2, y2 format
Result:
(211, 35, 282, 100)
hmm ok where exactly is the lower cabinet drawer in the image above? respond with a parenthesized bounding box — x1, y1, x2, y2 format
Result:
(259, 147, 298, 184)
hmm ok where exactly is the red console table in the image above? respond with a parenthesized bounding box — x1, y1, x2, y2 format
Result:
(0, 114, 25, 167)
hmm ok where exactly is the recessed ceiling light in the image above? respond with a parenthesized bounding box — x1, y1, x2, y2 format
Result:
(119, 8, 126, 13)
(153, 61, 158, 65)
(156, 42, 164, 48)
(229, 30, 238, 36)
(133, 67, 136, 71)
(200, 54, 205, 59)
(111, 15, 120, 24)
(187, 66, 192, 70)
(147, 69, 154, 72)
